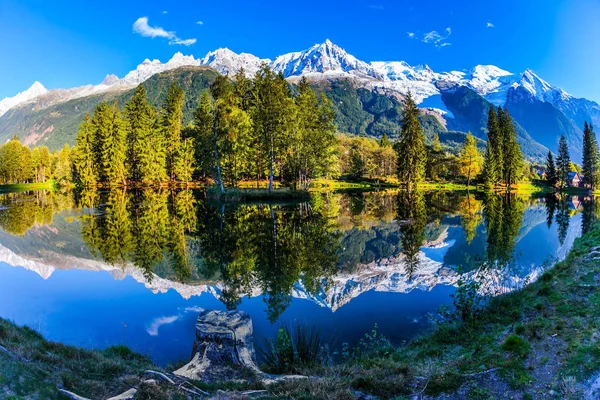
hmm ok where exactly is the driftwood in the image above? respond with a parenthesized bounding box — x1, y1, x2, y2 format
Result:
(57, 388, 92, 400)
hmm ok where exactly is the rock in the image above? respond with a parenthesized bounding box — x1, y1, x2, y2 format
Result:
(174, 310, 261, 382)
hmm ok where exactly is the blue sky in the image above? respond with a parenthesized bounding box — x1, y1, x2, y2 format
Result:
(1, 0, 600, 102)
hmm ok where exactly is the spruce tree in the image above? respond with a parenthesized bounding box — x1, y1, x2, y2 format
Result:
(161, 83, 185, 181)
(498, 108, 523, 189)
(582, 121, 598, 189)
(483, 107, 500, 187)
(545, 151, 557, 188)
(174, 137, 196, 184)
(93, 102, 127, 185)
(396, 91, 426, 189)
(556, 135, 571, 190)
(193, 92, 215, 179)
(73, 114, 98, 187)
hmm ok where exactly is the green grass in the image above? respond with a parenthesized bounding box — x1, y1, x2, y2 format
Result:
(0, 180, 57, 193)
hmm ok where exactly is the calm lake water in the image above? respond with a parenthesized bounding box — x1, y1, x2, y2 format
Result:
(0, 189, 590, 365)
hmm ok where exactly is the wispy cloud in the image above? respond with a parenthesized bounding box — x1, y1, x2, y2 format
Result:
(146, 315, 180, 336)
(132, 17, 196, 46)
(486, 22, 495, 28)
(196, 20, 204, 25)
(407, 32, 416, 39)
(162, 10, 168, 14)
(368, 4, 384, 10)
(421, 27, 452, 47)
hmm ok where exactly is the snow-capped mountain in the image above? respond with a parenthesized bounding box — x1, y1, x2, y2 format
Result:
(271, 39, 379, 79)
(200, 48, 268, 77)
(119, 52, 201, 86)
(0, 81, 47, 117)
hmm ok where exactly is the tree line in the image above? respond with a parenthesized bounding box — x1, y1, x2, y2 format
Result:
(545, 122, 598, 190)
(72, 65, 338, 191)
(0, 137, 72, 185)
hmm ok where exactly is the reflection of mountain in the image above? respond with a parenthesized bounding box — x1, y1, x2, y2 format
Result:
(0, 211, 580, 312)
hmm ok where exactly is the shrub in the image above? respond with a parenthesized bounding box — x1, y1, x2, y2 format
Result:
(501, 335, 530, 359)
(259, 324, 331, 374)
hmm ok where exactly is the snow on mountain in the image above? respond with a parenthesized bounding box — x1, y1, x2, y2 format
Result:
(2, 39, 599, 125)
(119, 52, 201, 86)
(271, 39, 379, 79)
(0, 81, 47, 117)
(199, 48, 268, 77)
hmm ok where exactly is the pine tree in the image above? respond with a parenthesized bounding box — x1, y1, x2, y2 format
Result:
(174, 137, 196, 184)
(545, 151, 557, 188)
(483, 107, 501, 187)
(380, 133, 391, 148)
(582, 121, 598, 189)
(458, 132, 483, 186)
(556, 135, 571, 190)
(193, 92, 215, 179)
(55, 144, 72, 185)
(73, 114, 98, 187)
(498, 108, 523, 189)
(396, 91, 426, 189)
(93, 102, 127, 185)
(161, 84, 185, 181)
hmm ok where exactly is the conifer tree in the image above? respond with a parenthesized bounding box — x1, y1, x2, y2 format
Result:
(193, 92, 215, 179)
(174, 137, 196, 184)
(556, 135, 571, 190)
(582, 121, 598, 189)
(498, 108, 523, 189)
(545, 151, 557, 188)
(161, 84, 185, 181)
(380, 133, 391, 148)
(93, 102, 127, 185)
(396, 91, 426, 189)
(458, 132, 483, 187)
(483, 107, 501, 187)
(73, 114, 98, 187)
(55, 144, 72, 185)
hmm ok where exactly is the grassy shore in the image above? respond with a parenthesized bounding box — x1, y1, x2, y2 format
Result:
(206, 186, 311, 202)
(0, 180, 56, 193)
(4, 222, 600, 399)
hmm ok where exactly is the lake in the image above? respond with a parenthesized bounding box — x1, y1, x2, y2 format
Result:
(0, 188, 590, 366)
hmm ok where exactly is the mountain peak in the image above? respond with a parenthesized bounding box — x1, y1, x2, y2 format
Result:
(200, 48, 268, 77)
(101, 74, 119, 86)
(0, 81, 48, 117)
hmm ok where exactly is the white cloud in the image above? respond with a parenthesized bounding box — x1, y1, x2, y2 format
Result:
(170, 38, 197, 46)
(421, 27, 451, 47)
(162, 10, 168, 14)
(132, 17, 196, 46)
(196, 20, 204, 25)
(486, 22, 495, 28)
(407, 32, 416, 39)
(146, 315, 180, 336)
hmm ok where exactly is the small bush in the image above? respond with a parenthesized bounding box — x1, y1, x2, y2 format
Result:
(0, 324, 7, 339)
(501, 335, 530, 359)
(259, 324, 331, 374)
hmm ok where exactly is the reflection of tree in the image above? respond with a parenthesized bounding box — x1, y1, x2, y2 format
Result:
(581, 196, 598, 235)
(0, 190, 69, 235)
(555, 195, 570, 246)
(544, 194, 558, 228)
(397, 190, 427, 278)
(196, 201, 340, 322)
(459, 193, 482, 245)
(483, 193, 524, 266)
(78, 189, 197, 282)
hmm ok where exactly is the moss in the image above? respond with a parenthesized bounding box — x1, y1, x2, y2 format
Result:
(425, 372, 465, 396)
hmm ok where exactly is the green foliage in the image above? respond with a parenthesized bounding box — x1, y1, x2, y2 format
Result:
(545, 151, 557, 187)
(556, 134, 571, 189)
(582, 121, 598, 189)
(396, 92, 426, 188)
(501, 335, 531, 359)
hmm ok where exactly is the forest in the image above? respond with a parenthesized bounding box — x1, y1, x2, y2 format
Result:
(2, 64, 599, 192)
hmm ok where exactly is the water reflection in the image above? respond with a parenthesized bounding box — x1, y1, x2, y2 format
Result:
(0, 189, 596, 319)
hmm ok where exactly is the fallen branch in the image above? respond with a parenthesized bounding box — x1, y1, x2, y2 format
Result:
(0, 344, 14, 357)
(57, 388, 92, 400)
(144, 370, 176, 385)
